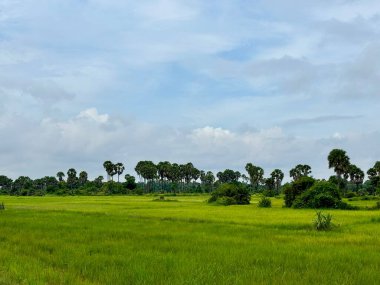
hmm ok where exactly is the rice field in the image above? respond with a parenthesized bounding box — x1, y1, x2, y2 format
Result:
(0, 195, 379, 284)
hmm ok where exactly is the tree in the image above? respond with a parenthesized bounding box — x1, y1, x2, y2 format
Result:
(348, 164, 364, 190)
(245, 163, 264, 191)
(367, 161, 380, 190)
(94, 176, 104, 188)
(103, 161, 116, 181)
(79, 171, 88, 186)
(56, 171, 65, 182)
(217, 169, 241, 184)
(328, 149, 350, 179)
(200, 171, 215, 192)
(67, 168, 77, 191)
(289, 164, 311, 181)
(0, 175, 13, 194)
(270, 169, 284, 194)
(114, 162, 125, 183)
(124, 174, 137, 190)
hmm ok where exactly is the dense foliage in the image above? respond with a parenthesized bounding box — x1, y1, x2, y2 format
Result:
(208, 183, 251, 205)
(292, 181, 353, 209)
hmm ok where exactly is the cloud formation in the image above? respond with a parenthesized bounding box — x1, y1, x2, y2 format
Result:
(0, 1, 380, 180)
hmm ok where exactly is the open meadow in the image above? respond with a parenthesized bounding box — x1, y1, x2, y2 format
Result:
(0, 195, 379, 285)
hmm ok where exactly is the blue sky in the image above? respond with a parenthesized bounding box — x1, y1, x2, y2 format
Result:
(1, 0, 380, 180)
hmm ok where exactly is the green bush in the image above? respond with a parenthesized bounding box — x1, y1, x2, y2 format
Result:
(293, 181, 347, 209)
(208, 183, 250, 205)
(258, 196, 271, 208)
(284, 176, 315, 207)
(313, 211, 334, 231)
(345, 191, 357, 198)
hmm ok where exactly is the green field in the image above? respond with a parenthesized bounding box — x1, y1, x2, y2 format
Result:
(0, 196, 379, 285)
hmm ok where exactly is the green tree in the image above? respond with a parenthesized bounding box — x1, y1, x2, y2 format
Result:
(271, 169, 284, 194)
(115, 162, 125, 182)
(289, 164, 311, 181)
(217, 169, 241, 184)
(79, 171, 88, 186)
(245, 163, 264, 191)
(56, 171, 65, 182)
(328, 149, 350, 179)
(67, 168, 77, 191)
(348, 164, 364, 190)
(103, 161, 117, 181)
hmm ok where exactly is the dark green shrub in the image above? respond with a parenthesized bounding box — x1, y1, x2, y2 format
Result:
(284, 176, 315, 207)
(293, 181, 347, 209)
(258, 196, 271, 208)
(313, 211, 334, 231)
(0, 202, 4, 210)
(262, 189, 275, 197)
(208, 183, 250, 205)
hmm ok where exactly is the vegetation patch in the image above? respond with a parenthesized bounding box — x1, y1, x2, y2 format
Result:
(313, 211, 335, 231)
(208, 183, 250, 205)
(0, 202, 4, 210)
(257, 196, 272, 208)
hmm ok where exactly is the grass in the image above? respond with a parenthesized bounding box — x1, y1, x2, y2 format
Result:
(0, 195, 379, 284)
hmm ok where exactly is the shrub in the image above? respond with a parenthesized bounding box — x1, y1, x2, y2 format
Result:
(0, 202, 4, 210)
(208, 183, 250, 205)
(313, 211, 334, 231)
(293, 181, 345, 209)
(258, 196, 271, 208)
(345, 191, 357, 198)
(284, 176, 315, 207)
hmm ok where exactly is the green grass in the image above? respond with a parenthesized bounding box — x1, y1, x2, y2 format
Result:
(0, 195, 379, 284)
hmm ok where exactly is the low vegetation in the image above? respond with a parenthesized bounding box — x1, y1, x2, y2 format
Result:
(0, 196, 379, 284)
(257, 196, 272, 207)
(313, 211, 334, 231)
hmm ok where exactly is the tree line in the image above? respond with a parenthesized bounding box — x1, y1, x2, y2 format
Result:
(0, 149, 379, 197)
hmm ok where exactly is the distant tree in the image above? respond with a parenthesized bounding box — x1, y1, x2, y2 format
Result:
(289, 164, 311, 181)
(328, 149, 350, 179)
(103, 161, 116, 181)
(67, 168, 77, 191)
(200, 171, 215, 192)
(348, 164, 364, 190)
(367, 161, 380, 189)
(245, 163, 264, 191)
(56, 171, 65, 182)
(124, 174, 137, 190)
(94, 176, 104, 188)
(270, 169, 284, 194)
(114, 162, 125, 182)
(79, 171, 88, 186)
(13, 176, 33, 195)
(0, 175, 13, 194)
(217, 169, 241, 184)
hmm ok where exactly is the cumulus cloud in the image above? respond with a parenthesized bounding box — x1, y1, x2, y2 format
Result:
(0, 0, 380, 180)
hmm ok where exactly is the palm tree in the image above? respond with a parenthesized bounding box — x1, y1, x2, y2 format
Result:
(79, 171, 88, 186)
(348, 164, 364, 191)
(103, 161, 115, 181)
(328, 149, 350, 179)
(56, 171, 65, 182)
(245, 163, 264, 190)
(289, 164, 311, 181)
(270, 169, 284, 194)
(115, 162, 125, 183)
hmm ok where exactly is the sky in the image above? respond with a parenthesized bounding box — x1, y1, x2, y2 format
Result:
(1, 0, 380, 181)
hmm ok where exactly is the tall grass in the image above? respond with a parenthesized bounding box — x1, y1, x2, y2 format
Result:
(0, 196, 379, 284)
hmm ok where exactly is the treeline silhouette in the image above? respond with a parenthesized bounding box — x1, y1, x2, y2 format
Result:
(0, 149, 379, 197)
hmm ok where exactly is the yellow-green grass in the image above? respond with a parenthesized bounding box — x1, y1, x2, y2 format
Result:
(0, 195, 379, 285)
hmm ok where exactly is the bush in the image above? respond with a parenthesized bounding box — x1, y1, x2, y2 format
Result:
(208, 183, 250, 205)
(292, 181, 346, 209)
(345, 191, 357, 198)
(0, 202, 4, 210)
(284, 176, 315, 207)
(258, 196, 271, 208)
(313, 211, 334, 231)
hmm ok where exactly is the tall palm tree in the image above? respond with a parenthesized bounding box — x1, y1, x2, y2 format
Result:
(56, 171, 65, 182)
(328, 149, 350, 179)
(115, 162, 125, 183)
